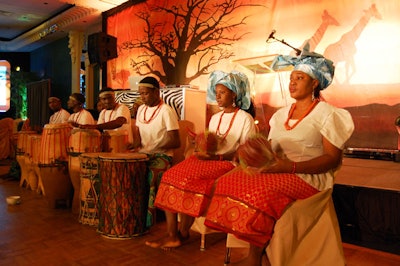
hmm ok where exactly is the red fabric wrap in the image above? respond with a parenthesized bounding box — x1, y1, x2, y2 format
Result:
(204, 169, 319, 247)
(155, 155, 235, 217)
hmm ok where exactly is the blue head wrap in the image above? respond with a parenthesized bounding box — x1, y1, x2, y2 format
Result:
(207, 70, 251, 110)
(270, 50, 335, 90)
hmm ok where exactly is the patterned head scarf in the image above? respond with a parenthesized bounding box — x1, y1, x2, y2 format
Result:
(270, 50, 335, 90)
(207, 70, 251, 110)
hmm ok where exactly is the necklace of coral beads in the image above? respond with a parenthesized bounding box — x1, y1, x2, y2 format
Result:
(284, 100, 319, 130)
(216, 107, 239, 141)
(140, 100, 163, 124)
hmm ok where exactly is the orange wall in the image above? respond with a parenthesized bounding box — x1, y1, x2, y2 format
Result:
(106, 0, 400, 149)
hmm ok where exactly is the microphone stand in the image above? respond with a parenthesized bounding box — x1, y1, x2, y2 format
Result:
(268, 35, 302, 56)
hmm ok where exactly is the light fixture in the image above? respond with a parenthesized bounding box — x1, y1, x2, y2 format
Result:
(39, 24, 59, 39)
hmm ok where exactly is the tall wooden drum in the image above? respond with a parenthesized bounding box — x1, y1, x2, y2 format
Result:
(16, 131, 37, 187)
(68, 128, 102, 215)
(16, 130, 37, 155)
(98, 153, 148, 239)
(79, 152, 104, 226)
(39, 123, 71, 164)
(25, 133, 42, 191)
(38, 123, 72, 208)
(101, 130, 129, 153)
(68, 128, 101, 154)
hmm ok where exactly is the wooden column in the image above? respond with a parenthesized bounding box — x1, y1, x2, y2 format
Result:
(68, 31, 84, 94)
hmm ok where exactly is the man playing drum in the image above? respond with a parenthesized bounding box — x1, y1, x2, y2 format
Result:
(78, 88, 133, 150)
(131, 76, 181, 228)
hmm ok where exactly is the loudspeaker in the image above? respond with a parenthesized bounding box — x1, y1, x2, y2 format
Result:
(88, 32, 118, 64)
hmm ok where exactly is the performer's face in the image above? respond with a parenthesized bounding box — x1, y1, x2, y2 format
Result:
(289, 70, 318, 101)
(99, 94, 116, 110)
(215, 84, 236, 109)
(138, 87, 160, 107)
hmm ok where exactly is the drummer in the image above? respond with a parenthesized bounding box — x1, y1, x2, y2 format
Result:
(67, 93, 95, 127)
(78, 88, 132, 144)
(131, 76, 180, 228)
(48, 97, 70, 124)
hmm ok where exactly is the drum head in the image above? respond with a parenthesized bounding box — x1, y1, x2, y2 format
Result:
(44, 123, 71, 129)
(99, 152, 148, 161)
(80, 152, 109, 159)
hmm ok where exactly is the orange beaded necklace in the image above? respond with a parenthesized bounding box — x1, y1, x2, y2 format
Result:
(140, 100, 163, 124)
(74, 109, 83, 123)
(284, 100, 319, 130)
(216, 108, 239, 141)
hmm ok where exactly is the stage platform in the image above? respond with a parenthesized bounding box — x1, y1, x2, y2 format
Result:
(333, 157, 400, 255)
(336, 157, 400, 191)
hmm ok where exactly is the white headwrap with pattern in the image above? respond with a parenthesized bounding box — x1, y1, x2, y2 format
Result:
(207, 70, 251, 110)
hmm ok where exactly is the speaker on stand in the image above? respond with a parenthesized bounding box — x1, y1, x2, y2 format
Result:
(88, 32, 118, 65)
(87, 32, 117, 90)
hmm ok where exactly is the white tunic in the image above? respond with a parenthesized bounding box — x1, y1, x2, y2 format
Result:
(208, 109, 256, 155)
(98, 103, 132, 144)
(268, 101, 354, 191)
(136, 103, 179, 157)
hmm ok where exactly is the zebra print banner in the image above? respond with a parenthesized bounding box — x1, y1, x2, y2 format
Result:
(115, 87, 184, 119)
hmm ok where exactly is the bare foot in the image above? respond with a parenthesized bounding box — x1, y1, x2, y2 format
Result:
(145, 235, 182, 250)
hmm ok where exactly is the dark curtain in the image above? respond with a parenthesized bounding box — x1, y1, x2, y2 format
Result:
(27, 79, 50, 129)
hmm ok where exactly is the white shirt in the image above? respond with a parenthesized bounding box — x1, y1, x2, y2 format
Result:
(68, 109, 95, 125)
(49, 109, 70, 124)
(98, 103, 132, 143)
(136, 103, 179, 156)
(268, 101, 354, 190)
(208, 109, 256, 155)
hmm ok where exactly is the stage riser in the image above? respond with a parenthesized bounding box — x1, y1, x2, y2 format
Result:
(333, 184, 400, 255)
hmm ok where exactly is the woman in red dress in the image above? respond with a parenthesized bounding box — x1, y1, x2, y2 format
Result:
(204, 53, 355, 265)
(145, 70, 256, 249)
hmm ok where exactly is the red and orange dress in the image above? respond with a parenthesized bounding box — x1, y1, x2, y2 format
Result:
(204, 101, 355, 247)
(154, 108, 256, 217)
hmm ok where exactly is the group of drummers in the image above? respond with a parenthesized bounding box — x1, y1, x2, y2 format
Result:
(16, 76, 180, 239)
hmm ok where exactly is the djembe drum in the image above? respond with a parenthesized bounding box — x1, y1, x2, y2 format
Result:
(79, 152, 105, 226)
(97, 153, 149, 239)
(38, 123, 72, 208)
(40, 123, 71, 164)
(68, 128, 102, 215)
(30, 134, 44, 194)
(24, 133, 42, 191)
(101, 130, 129, 153)
(16, 130, 37, 188)
(68, 128, 102, 154)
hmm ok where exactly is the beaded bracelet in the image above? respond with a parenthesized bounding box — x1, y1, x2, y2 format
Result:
(291, 161, 296, 174)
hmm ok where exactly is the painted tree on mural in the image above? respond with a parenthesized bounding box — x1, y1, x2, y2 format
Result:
(121, 0, 264, 85)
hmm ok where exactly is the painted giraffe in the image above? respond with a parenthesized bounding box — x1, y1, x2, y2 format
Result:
(323, 4, 382, 83)
(299, 10, 340, 52)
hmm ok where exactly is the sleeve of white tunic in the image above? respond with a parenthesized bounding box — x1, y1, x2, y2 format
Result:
(268, 101, 354, 191)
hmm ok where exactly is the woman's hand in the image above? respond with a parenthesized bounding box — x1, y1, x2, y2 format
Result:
(258, 156, 292, 173)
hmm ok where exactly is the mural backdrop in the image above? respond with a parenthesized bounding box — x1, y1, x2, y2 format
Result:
(105, 0, 400, 150)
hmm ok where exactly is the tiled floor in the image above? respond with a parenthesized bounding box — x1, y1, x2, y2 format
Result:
(1, 176, 400, 265)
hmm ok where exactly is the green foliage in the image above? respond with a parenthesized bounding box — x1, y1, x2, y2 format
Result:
(10, 72, 39, 119)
